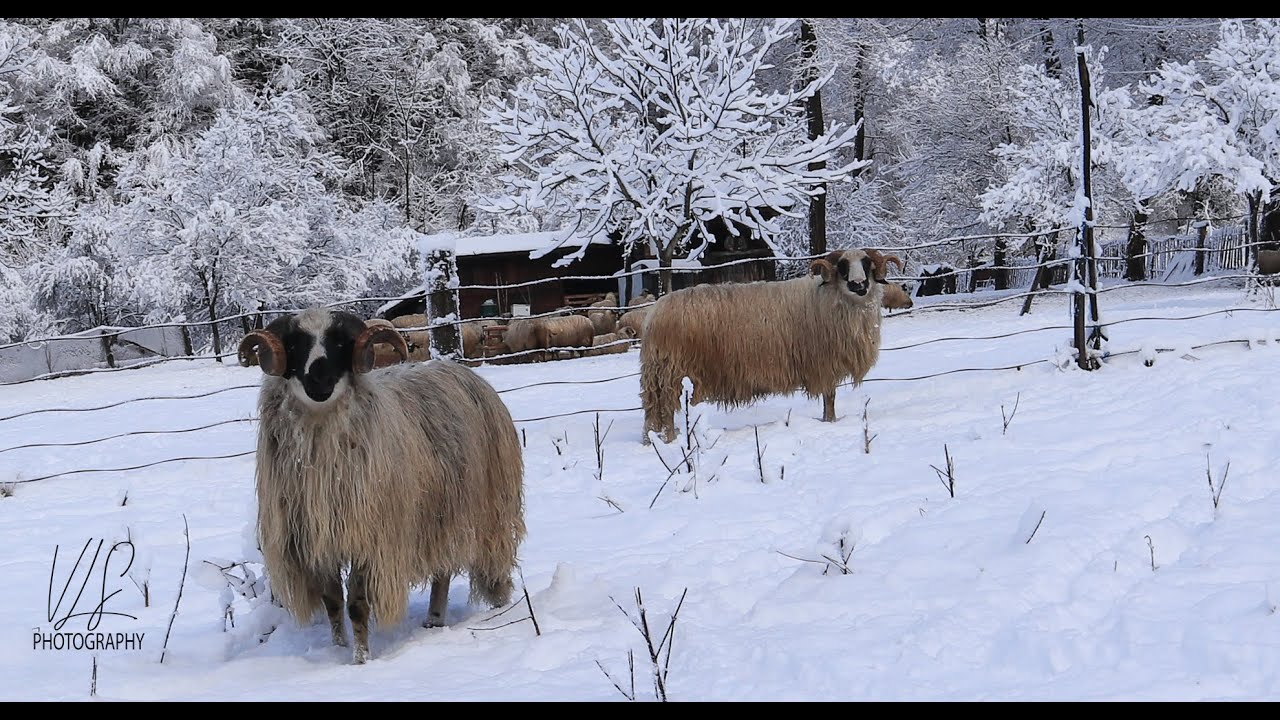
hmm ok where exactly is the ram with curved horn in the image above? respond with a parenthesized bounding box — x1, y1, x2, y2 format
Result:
(640, 247, 897, 443)
(238, 308, 525, 664)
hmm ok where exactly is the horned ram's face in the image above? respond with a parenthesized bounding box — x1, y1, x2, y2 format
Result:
(814, 249, 878, 299)
(835, 250, 875, 297)
(267, 309, 367, 407)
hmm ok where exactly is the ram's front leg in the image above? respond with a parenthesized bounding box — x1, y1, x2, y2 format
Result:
(347, 564, 371, 664)
(424, 573, 450, 628)
(821, 391, 837, 422)
(317, 571, 347, 648)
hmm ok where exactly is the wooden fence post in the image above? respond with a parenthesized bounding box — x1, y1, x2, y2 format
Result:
(1073, 23, 1101, 370)
(1194, 220, 1209, 275)
(425, 245, 460, 360)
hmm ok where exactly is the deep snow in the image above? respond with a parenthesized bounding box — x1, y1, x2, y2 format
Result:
(3, 281, 1279, 701)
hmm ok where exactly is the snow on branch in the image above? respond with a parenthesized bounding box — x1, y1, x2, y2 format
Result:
(481, 18, 868, 273)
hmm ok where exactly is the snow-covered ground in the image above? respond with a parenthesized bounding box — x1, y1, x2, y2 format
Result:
(3, 281, 1280, 701)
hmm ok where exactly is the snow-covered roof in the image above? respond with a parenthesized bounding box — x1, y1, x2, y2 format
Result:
(419, 230, 614, 259)
(629, 257, 704, 269)
(387, 229, 618, 315)
(376, 284, 427, 316)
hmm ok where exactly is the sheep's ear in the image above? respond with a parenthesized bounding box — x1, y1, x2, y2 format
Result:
(810, 259, 835, 283)
(353, 326, 409, 374)
(239, 330, 286, 376)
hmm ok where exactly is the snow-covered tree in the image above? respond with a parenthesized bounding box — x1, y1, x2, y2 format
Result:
(270, 18, 542, 232)
(4, 18, 241, 148)
(0, 95, 70, 266)
(979, 49, 1137, 234)
(482, 18, 866, 295)
(0, 261, 50, 343)
(780, 18, 907, 260)
(881, 25, 1025, 257)
(0, 34, 71, 341)
(28, 202, 131, 334)
(103, 91, 417, 358)
(1122, 18, 1280, 255)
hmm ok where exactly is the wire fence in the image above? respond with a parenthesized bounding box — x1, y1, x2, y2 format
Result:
(4, 222, 1273, 384)
(4, 219, 1279, 487)
(6, 300, 1278, 486)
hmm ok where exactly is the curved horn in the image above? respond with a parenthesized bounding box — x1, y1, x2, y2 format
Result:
(353, 325, 410, 374)
(810, 258, 836, 284)
(239, 330, 286, 376)
(863, 248, 902, 283)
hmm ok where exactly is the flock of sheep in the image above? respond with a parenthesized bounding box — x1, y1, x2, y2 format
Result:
(236, 246, 905, 664)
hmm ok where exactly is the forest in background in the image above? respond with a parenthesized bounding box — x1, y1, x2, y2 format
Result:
(1, 18, 1276, 344)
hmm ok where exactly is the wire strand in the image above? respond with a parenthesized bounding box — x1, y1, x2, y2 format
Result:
(0, 384, 259, 424)
(0, 418, 255, 456)
(10, 451, 257, 485)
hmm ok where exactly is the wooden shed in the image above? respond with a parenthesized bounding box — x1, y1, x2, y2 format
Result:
(379, 230, 627, 322)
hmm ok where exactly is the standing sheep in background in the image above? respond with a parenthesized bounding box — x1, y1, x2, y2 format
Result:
(617, 290, 658, 337)
(503, 316, 551, 362)
(390, 313, 432, 361)
(238, 309, 526, 664)
(364, 318, 408, 369)
(460, 318, 501, 360)
(504, 314, 595, 361)
(587, 292, 620, 334)
(640, 248, 899, 443)
(543, 314, 595, 358)
(616, 307, 650, 338)
(881, 282, 914, 310)
(588, 307, 618, 335)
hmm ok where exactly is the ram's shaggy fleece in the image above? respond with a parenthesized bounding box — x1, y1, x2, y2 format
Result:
(640, 249, 887, 442)
(255, 360, 526, 627)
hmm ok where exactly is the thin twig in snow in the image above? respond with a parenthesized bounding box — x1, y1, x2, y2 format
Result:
(1025, 510, 1046, 544)
(160, 514, 190, 664)
(1002, 392, 1021, 435)
(930, 444, 956, 498)
(1206, 454, 1229, 511)
(519, 570, 541, 637)
(863, 398, 877, 454)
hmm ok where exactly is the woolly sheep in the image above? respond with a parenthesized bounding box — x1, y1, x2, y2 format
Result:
(616, 308, 650, 338)
(391, 313, 432, 362)
(503, 314, 595, 362)
(503, 317, 551, 362)
(543, 314, 595, 358)
(460, 318, 501, 359)
(881, 282, 913, 310)
(238, 309, 526, 664)
(640, 248, 900, 443)
(585, 326, 638, 357)
(617, 291, 658, 338)
(588, 307, 618, 335)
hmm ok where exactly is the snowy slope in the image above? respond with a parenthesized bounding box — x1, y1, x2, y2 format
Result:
(2, 282, 1279, 701)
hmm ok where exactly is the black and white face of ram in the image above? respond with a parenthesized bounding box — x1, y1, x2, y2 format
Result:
(835, 250, 874, 298)
(271, 309, 367, 406)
